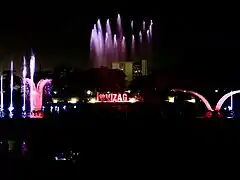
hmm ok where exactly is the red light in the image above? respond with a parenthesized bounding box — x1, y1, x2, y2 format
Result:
(97, 92, 129, 102)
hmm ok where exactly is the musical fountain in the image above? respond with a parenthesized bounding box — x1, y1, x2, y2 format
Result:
(90, 14, 153, 68)
(0, 53, 52, 118)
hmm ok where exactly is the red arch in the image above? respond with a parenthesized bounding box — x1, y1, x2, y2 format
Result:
(171, 89, 214, 112)
(215, 90, 240, 111)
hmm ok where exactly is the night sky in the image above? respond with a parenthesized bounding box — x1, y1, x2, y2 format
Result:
(0, 5, 239, 81)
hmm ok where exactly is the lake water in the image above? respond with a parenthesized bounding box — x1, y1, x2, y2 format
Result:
(0, 103, 239, 177)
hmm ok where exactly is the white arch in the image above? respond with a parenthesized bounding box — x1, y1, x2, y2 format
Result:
(172, 89, 214, 112)
(215, 90, 240, 111)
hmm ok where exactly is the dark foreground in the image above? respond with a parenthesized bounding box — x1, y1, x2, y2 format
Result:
(0, 104, 239, 177)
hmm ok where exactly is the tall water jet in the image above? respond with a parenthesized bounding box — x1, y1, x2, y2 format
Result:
(106, 19, 112, 42)
(131, 20, 134, 30)
(117, 14, 123, 39)
(117, 14, 123, 61)
(8, 61, 14, 113)
(147, 30, 150, 42)
(121, 36, 126, 61)
(0, 75, 3, 111)
(30, 54, 35, 112)
(97, 19, 104, 66)
(106, 19, 113, 66)
(90, 15, 153, 68)
(139, 31, 142, 43)
(149, 20, 153, 39)
(143, 21, 146, 31)
(104, 32, 109, 66)
(131, 34, 135, 61)
(113, 34, 118, 61)
(22, 56, 27, 111)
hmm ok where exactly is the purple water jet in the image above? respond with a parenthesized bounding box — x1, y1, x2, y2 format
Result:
(90, 14, 153, 67)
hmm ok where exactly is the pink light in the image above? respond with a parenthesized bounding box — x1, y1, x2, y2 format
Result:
(215, 90, 240, 111)
(172, 89, 214, 112)
(96, 92, 136, 103)
(25, 78, 52, 112)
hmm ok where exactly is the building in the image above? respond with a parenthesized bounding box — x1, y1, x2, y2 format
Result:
(141, 60, 148, 76)
(112, 60, 148, 83)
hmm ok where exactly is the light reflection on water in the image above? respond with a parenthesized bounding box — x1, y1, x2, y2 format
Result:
(0, 139, 80, 163)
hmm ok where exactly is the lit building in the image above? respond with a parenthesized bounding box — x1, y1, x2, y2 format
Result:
(141, 60, 147, 76)
(112, 61, 133, 82)
(112, 60, 148, 82)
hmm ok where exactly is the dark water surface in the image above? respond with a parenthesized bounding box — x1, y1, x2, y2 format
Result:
(0, 103, 240, 177)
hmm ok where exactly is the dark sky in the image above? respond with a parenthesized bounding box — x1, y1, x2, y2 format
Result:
(0, 4, 240, 79)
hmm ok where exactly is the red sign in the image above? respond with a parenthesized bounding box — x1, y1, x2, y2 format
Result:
(97, 92, 128, 102)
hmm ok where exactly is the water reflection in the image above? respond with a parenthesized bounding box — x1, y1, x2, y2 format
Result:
(0, 139, 80, 163)
(54, 150, 80, 163)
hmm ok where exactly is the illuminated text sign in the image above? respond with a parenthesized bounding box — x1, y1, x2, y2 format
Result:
(97, 92, 128, 102)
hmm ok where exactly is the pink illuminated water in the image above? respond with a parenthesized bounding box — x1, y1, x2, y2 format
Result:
(30, 55, 35, 112)
(0, 75, 3, 111)
(26, 78, 52, 112)
(22, 56, 27, 111)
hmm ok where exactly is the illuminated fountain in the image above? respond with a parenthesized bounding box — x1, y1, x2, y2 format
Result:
(0, 53, 52, 118)
(8, 61, 14, 117)
(22, 53, 52, 118)
(22, 57, 27, 112)
(25, 78, 52, 111)
(30, 54, 35, 112)
(0, 75, 3, 117)
(90, 14, 153, 68)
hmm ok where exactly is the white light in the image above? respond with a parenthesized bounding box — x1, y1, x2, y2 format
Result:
(215, 89, 218, 92)
(53, 98, 58, 103)
(166, 96, 174, 103)
(89, 98, 97, 103)
(53, 91, 57, 94)
(129, 98, 137, 103)
(63, 105, 66, 110)
(186, 99, 196, 103)
(74, 105, 76, 108)
(68, 97, 78, 104)
(86, 90, 92, 95)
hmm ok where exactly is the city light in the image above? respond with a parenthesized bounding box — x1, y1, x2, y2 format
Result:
(86, 90, 92, 95)
(89, 98, 97, 103)
(52, 98, 59, 103)
(167, 96, 175, 103)
(68, 97, 79, 104)
(186, 99, 196, 103)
